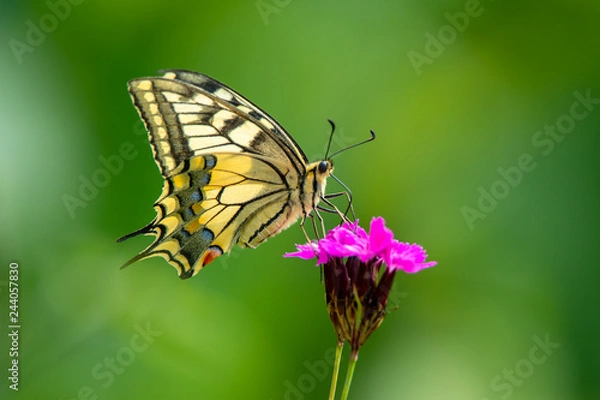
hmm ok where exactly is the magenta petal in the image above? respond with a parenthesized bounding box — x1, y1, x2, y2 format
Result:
(368, 217, 394, 257)
(410, 261, 437, 273)
(284, 216, 436, 273)
(342, 220, 368, 241)
(387, 241, 436, 273)
(401, 260, 438, 273)
(316, 247, 329, 265)
(318, 222, 369, 259)
(320, 237, 363, 259)
(284, 243, 319, 260)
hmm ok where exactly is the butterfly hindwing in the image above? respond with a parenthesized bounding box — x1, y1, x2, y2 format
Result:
(125, 152, 300, 277)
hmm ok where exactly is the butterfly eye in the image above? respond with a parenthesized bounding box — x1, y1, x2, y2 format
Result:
(318, 161, 329, 174)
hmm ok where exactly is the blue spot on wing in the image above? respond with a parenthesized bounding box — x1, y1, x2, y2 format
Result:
(201, 228, 214, 242)
(191, 190, 201, 202)
(200, 174, 210, 186)
(205, 155, 216, 168)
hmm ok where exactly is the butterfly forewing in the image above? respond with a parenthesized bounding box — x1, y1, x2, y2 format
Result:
(158, 69, 308, 169)
(128, 71, 306, 177)
(121, 70, 329, 278)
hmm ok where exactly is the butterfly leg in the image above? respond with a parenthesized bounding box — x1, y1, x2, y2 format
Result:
(314, 207, 328, 238)
(300, 214, 319, 243)
(323, 191, 356, 221)
(318, 196, 352, 224)
(327, 174, 356, 220)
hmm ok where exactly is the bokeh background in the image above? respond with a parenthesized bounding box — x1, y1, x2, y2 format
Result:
(1, 0, 599, 399)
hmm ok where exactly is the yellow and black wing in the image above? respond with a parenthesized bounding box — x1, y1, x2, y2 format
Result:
(119, 70, 311, 278)
(131, 69, 308, 177)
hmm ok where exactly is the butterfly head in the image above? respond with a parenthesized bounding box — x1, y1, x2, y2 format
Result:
(315, 159, 334, 188)
(307, 159, 333, 181)
(318, 160, 334, 175)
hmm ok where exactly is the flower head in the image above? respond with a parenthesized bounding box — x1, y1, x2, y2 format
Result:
(285, 217, 436, 354)
(286, 217, 436, 272)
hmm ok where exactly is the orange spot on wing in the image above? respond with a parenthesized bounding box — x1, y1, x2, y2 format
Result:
(201, 247, 223, 267)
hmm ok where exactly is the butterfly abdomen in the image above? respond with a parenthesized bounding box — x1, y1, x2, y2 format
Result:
(238, 161, 333, 248)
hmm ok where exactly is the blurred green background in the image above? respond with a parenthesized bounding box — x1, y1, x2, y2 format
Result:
(1, 0, 599, 399)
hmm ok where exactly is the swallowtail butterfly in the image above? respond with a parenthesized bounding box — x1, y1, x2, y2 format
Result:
(118, 70, 353, 279)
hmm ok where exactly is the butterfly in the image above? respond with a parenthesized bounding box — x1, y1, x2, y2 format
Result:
(118, 70, 368, 279)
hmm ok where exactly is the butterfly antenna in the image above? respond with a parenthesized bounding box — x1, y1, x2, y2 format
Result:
(328, 129, 376, 160)
(324, 119, 336, 159)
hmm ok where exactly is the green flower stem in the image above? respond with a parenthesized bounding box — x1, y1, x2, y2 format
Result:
(328, 341, 344, 400)
(340, 349, 359, 400)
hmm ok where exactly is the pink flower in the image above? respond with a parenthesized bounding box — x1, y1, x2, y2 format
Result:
(285, 217, 436, 274)
(284, 216, 436, 354)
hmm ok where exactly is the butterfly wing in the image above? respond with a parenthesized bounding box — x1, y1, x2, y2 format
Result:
(159, 69, 309, 170)
(129, 70, 308, 177)
(120, 70, 310, 278)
